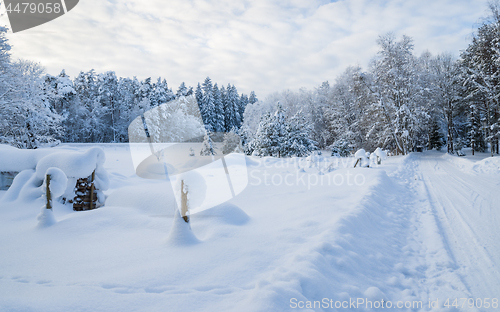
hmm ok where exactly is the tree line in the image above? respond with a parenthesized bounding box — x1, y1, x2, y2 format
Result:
(1, 2, 500, 156)
(242, 3, 500, 156)
(0, 25, 256, 148)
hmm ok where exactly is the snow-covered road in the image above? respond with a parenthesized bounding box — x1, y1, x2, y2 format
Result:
(1, 145, 499, 311)
(417, 153, 500, 303)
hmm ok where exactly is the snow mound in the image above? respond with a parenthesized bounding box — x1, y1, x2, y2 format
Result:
(472, 157, 500, 175)
(0, 144, 55, 172)
(166, 209, 200, 246)
(374, 147, 387, 160)
(369, 152, 377, 167)
(106, 183, 177, 216)
(245, 157, 260, 167)
(35, 147, 109, 190)
(192, 202, 250, 226)
(0, 169, 35, 203)
(37, 206, 56, 228)
(363, 286, 388, 302)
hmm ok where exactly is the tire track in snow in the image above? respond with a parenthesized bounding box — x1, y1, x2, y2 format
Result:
(418, 153, 500, 302)
(390, 154, 473, 311)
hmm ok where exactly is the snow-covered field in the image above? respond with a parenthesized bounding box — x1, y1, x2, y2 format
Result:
(1, 144, 499, 312)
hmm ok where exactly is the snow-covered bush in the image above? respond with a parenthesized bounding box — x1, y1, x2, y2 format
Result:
(128, 95, 205, 144)
(354, 149, 369, 167)
(331, 140, 351, 157)
(374, 147, 387, 162)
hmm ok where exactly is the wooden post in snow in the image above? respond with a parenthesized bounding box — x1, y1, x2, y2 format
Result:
(354, 158, 360, 168)
(89, 170, 95, 210)
(46, 174, 52, 210)
(181, 180, 189, 223)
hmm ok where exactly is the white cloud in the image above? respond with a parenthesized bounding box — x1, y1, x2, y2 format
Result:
(0, 0, 490, 97)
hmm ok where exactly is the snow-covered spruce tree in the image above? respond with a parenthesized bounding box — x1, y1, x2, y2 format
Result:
(176, 82, 188, 97)
(150, 77, 175, 107)
(195, 82, 203, 109)
(469, 103, 486, 154)
(213, 83, 225, 132)
(249, 91, 258, 104)
(200, 130, 217, 156)
(268, 103, 287, 157)
(284, 110, 317, 157)
(200, 77, 215, 132)
(428, 118, 444, 150)
(250, 112, 273, 156)
(138, 77, 153, 105)
(239, 93, 249, 126)
(223, 84, 241, 131)
(250, 104, 315, 157)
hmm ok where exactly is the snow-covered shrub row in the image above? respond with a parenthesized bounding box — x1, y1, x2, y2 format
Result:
(353, 147, 389, 168)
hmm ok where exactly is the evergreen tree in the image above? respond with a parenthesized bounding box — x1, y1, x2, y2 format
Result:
(239, 93, 249, 126)
(285, 110, 317, 157)
(428, 118, 444, 150)
(176, 82, 188, 97)
(250, 112, 272, 156)
(213, 83, 225, 132)
(201, 77, 215, 131)
(249, 91, 258, 104)
(195, 82, 203, 106)
(151, 77, 175, 106)
(200, 130, 217, 156)
(139, 77, 153, 104)
(469, 103, 486, 154)
(251, 104, 287, 157)
(224, 84, 241, 131)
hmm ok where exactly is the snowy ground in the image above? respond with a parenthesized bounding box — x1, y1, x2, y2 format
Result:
(0, 144, 499, 311)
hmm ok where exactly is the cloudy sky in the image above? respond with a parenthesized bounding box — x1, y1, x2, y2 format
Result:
(0, 0, 491, 97)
